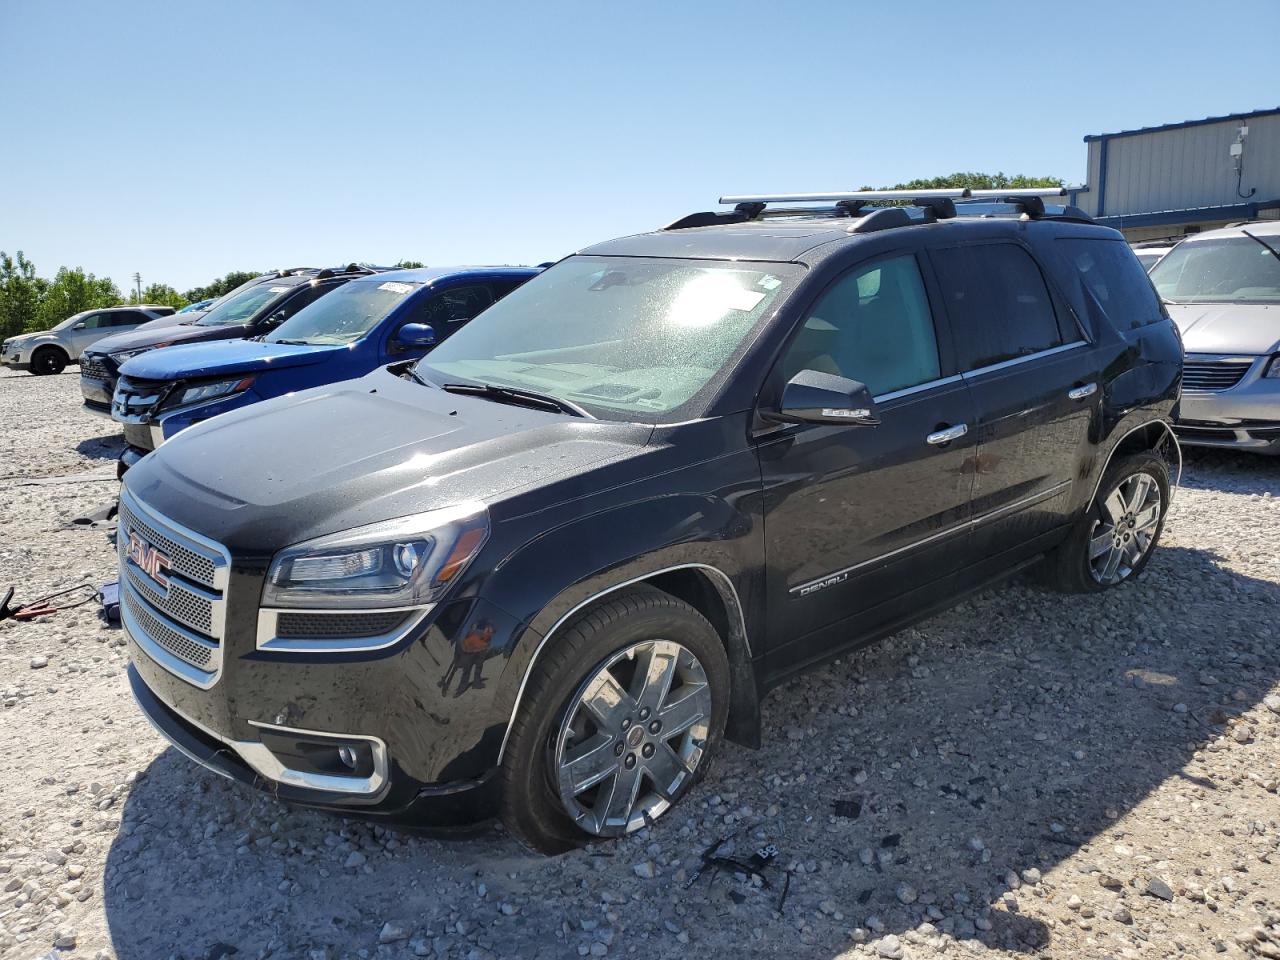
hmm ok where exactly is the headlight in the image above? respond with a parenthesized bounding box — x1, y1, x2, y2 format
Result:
(1265, 355, 1280, 379)
(111, 344, 169, 362)
(174, 376, 255, 406)
(262, 502, 489, 610)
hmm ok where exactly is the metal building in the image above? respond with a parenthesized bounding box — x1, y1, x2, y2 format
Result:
(1069, 107, 1280, 242)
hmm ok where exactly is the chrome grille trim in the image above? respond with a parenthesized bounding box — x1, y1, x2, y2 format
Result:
(1182, 358, 1254, 392)
(119, 489, 230, 688)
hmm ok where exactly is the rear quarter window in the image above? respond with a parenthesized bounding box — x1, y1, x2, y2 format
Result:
(1056, 238, 1164, 331)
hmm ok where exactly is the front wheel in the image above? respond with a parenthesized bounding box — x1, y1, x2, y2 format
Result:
(500, 586, 729, 854)
(30, 347, 68, 376)
(1037, 451, 1170, 593)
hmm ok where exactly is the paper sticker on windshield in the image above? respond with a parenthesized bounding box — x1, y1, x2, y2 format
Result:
(268, 286, 292, 293)
(728, 289, 766, 311)
(378, 281, 415, 294)
(758, 276, 781, 290)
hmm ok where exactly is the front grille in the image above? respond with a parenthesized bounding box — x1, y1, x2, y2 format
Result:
(1182, 360, 1252, 392)
(118, 491, 229, 686)
(275, 611, 410, 640)
(79, 354, 111, 380)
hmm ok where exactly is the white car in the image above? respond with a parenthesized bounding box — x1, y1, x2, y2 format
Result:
(1131, 241, 1178, 272)
(1149, 221, 1280, 453)
(1, 305, 176, 376)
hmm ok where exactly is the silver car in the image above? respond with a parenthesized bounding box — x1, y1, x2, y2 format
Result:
(1, 305, 176, 376)
(1150, 221, 1280, 454)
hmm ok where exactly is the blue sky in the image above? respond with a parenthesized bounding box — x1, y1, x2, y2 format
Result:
(3, 0, 1276, 293)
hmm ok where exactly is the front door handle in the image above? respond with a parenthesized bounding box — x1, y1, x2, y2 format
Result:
(1068, 382, 1098, 400)
(926, 423, 968, 446)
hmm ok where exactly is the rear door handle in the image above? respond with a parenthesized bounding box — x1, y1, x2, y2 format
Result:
(926, 423, 968, 446)
(1068, 382, 1098, 400)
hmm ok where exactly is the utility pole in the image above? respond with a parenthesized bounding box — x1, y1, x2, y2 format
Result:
(132, 272, 142, 302)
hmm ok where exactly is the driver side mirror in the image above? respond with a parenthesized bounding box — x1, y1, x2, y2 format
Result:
(72, 321, 86, 330)
(395, 322, 437, 348)
(766, 370, 880, 426)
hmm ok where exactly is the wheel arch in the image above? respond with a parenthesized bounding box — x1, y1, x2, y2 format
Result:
(1089, 418, 1181, 509)
(496, 562, 761, 764)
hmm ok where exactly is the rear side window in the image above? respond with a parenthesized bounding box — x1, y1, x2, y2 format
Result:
(932, 243, 1066, 370)
(780, 254, 941, 396)
(109, 311, 144, 327)
(1057, 238, 1164, 330)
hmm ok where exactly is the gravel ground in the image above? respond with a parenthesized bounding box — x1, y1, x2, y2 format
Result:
(2, 365, 1279, 960)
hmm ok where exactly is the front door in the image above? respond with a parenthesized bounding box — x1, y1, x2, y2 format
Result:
(757, 252, 976, 676)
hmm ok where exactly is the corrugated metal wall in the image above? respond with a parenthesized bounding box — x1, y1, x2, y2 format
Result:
(1080, 112, 1280, 218)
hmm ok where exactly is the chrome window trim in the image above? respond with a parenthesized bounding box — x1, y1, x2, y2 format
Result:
(496, 562, 749, 763)
(873, 374, 965, 404)
(960, 341, 1088, 380)
(787, 479, 1072, 596)
(256, 604, 434, 653)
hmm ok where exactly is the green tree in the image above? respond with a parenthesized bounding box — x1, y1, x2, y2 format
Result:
(184, 269, 262, 303)
(869, 172, 1065, 191)
(132, 283, 188, 310)
(35, 267, 122, 329)
(0, 250, 47, 339)
(394, 259, 425, 269)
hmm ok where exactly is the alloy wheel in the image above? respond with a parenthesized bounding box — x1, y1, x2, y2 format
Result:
(1088, 472, 1163, 585)
(553, 639, 712, 837)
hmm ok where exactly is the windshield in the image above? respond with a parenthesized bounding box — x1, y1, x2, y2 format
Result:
(195, 283, 295, 326)
(416, 255, 799, 421)
(1149, 236, 1280, 303)
(266, 279, 421, 345)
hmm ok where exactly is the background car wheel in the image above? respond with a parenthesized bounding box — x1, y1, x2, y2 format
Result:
(1036, 451, 1170, 594)
(500, 585, 729, 854)
(30, 347, 68, 376)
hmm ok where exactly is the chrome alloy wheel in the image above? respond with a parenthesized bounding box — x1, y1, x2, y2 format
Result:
(553, 639, 712, 837)
(1089, 472, 1163, 585)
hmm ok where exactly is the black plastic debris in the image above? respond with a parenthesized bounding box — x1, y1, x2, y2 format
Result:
(832, 796, 863, 819)
(99, 581, 120, 624)
(881, 833, 901, 848)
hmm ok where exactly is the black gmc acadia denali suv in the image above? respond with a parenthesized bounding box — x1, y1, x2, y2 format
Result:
(121, 189, 1183, 852)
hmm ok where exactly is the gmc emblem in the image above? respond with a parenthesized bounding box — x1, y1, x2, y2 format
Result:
(127, 532, 172, 590)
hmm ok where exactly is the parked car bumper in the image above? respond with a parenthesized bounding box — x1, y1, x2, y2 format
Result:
(1174, 354, 1280, 453)
(79, 352, 119, 415)
(117, 389, 258, 461)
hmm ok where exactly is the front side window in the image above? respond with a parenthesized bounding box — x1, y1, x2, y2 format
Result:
(1057, 238, 1164, 330)
(415, 285, 494, 327)
(1149, 235, 1280, 303)
(417, 255, 799, 421)
(932, 243, 1065, 370)
(195, 283, 296, 326)
(75, 313, 105, 330)
(267, 279, 422, 346)
(779, 254, 941, 396)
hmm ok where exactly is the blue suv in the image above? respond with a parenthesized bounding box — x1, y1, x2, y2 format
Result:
(112, 266, 538, 471)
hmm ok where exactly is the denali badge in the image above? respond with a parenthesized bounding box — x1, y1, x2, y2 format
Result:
(793, 570, 849, 597)
(127, 532, 172, 590)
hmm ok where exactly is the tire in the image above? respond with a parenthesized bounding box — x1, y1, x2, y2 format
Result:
(500, 585, 730, 854)
(30, 346, 68, 376)
(1037, 451, 1170, 593)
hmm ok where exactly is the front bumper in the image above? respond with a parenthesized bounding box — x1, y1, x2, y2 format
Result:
(2, 351, 30, 371)
(1175, 354, 1280, 453)
(80, 356, 118, 416)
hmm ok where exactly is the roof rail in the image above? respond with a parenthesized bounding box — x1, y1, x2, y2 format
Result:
(663, 189, 972, 231)
(967, 188, 1067, 199)
(719, 189, 969, 205)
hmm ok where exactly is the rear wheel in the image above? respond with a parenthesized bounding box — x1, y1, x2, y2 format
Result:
(500, 586, 729, 854)
(1037, 451, 1169, 593)
(30, 347, 68, 376)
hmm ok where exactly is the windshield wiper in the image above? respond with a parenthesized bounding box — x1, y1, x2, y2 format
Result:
(271, 339, 312, 345)
(1242, 229, 1280, 265)
(441, 382, 590, 418)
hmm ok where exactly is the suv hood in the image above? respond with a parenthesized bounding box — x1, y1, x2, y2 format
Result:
(89, 320, 248, 358)
(120, 340, 343, 380)
(1167, 302, 1280, 355)
(125, 366, 652, 551)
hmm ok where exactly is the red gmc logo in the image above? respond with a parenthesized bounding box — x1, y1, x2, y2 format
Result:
(127, 532, 172, 590)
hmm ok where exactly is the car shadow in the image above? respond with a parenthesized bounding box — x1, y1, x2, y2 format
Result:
(1180, 446, 1280, 496)
(103, 544, 1279, 958)
(76, 432, 125, 463)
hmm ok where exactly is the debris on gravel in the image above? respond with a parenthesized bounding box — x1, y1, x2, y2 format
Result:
(3, 366, 1280, 960)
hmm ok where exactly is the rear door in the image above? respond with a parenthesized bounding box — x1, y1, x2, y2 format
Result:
(757, 250, 977, 673)
(927, 240, 1102, 562)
